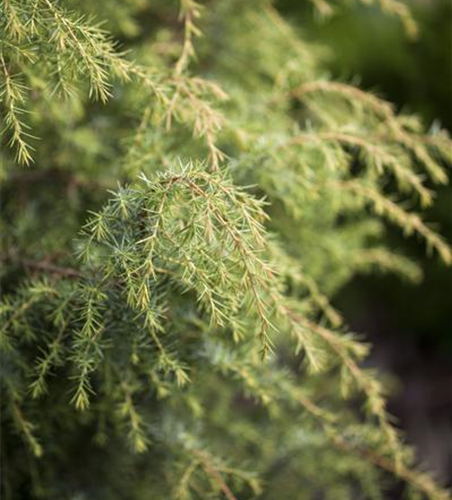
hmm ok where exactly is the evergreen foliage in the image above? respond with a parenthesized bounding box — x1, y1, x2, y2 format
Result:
(1, 1, 451, 499)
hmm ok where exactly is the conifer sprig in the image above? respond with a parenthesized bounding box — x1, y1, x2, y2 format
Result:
(0, 51, 34, 165)
(1, 1, 451, 499)
(79, 164, 276, 357)
(307, 0, 417, 37)
(339, 180, 452, 264)
(292, 80, 450, 184)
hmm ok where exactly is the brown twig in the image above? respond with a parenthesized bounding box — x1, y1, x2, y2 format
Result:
(21, 259, 83, 278)
(2, 254, 83, 279)
(192, 449, 238, 500)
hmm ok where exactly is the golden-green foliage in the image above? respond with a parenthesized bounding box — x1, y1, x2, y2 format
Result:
(1, 1, 451, 499)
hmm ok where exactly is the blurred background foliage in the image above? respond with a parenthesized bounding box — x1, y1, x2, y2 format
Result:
(278, 0, 452, 485)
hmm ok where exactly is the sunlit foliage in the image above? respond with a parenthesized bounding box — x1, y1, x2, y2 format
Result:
(1, 1, 451, 499)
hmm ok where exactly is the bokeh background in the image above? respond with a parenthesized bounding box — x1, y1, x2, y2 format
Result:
(278, 0, 452, 488)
